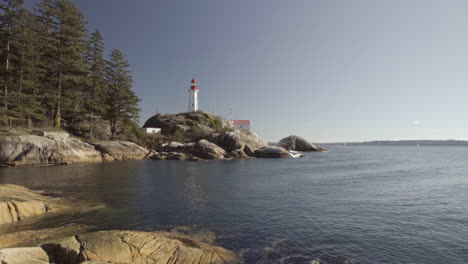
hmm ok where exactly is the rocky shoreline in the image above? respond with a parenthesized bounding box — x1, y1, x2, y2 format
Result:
(0, 132, 324, 167)
(0, 113, 325, 166)
(0, 184, 239, 264)
(0, 132, 152, 167)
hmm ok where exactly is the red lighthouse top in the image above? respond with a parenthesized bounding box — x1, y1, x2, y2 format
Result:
(190, 78, 198, 90)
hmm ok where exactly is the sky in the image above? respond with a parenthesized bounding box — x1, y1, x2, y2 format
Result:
(26, 0, 468, 142)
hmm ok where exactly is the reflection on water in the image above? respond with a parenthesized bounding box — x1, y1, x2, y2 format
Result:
(1, 147, 468, 263)
(183, 168, 208, 222)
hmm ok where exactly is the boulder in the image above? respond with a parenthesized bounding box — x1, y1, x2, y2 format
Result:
(227, 149, 249, 159)
(91, 141, 151, 161)
(208, 130, 268, 156)
(165, 152, 188, 160)
(160, 141, 186, 152)
(192, 139, 227, 159)
(0, 184, 67, 225)
(0, 134, 102, 166)
(158, 140, 226, 160)
(255, 147, 291, 158)
(278, 135, 325, 152)
(0, 247, 50, 264)
(41, 230, 239, 264)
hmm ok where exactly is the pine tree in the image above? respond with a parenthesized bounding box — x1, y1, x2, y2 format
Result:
(0, 0, 23, 124)
(104, 49, 140, 140)
(9, 8, 46, 126)
(85, 29, 106, 138)
(36, 0, 88, 128)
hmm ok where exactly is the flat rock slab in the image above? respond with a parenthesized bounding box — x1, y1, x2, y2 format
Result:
(42, 230, 239, 264)
(0, 247, 50, 264)
(0, 135, 102, 166)
(91, 141, 151, 161)
(0, 185, 67, 226)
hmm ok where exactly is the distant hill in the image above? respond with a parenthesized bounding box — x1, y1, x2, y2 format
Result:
(322, 140, 468, 147)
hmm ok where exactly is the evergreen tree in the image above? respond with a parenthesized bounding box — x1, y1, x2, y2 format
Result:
(10, 8, 46, 126)
(0, 0, 142, 141)
(85, 29, 106, 138)
(36, 0, 88, 128)
(0, 0, 23, 123)
(104, 49, 140, 140)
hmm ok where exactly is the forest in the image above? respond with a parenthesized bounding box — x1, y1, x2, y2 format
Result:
(0, 0, 141, 141)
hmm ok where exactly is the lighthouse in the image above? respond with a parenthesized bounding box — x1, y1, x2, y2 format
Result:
(188, 78, 199, 112)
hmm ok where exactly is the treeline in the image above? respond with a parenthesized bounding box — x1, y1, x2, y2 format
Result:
(0, 0, 140, 140)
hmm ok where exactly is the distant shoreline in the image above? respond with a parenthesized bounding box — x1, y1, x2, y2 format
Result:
(318, 140, 468, 147)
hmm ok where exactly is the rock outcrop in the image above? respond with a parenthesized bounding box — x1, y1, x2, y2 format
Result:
(0, 185, 67, 225)
(0, 131, 157, 166)
(4, 230, 239, 264)
(0, 133, 102, 166)
(160, 141, 191, 153)
(0, 114, 311, 166)
(143, 112, 234, 135)
(151, 152, 202, 161)
(192, 139, 227, 159)
(278, 135, 325, 152)
(208, 130, 268, 156)
(227, 149, 249, 159)
(91, 141, 152, 161)
(255, 147, 291, 158)
(158, 140, 226, 160)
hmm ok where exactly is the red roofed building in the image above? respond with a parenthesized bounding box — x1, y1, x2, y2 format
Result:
(231, 120, 250, 131)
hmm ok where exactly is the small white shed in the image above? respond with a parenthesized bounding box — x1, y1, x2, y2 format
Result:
(143, 127, 161, 134)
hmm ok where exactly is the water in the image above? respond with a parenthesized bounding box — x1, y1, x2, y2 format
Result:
(1, 146, 467, 264)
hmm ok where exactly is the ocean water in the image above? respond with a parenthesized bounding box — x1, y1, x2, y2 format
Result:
(0, 146, 467, 264)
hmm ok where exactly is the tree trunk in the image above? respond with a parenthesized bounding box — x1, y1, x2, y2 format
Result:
(110, 119, 116, 140)
(89, 77, 97, 139)
(89, 112, 94, 139)
(18, 45, 25, 106)
(70, 97, 81, 125)
(3, 33, 10, 110)
(3, 2, 14, 111)
(54, 70, 62, 128)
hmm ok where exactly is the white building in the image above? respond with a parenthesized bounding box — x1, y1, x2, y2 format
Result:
(188, 78, 199, 112)
(232, 120, 250, 131)
(143, 127, 161, 134)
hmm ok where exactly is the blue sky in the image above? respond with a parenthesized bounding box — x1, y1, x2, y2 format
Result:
(27, 0, 468, 142)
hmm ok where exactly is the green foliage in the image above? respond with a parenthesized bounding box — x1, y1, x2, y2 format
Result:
(104, 49, 140, 140)
(185, 112, 221, 129)
(0, 0, 142, 143)
(84, 29, 106, 139)
(36, 0, 89, 128)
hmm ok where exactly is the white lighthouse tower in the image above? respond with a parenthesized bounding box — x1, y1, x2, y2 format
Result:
(188, 78, 199, 112)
